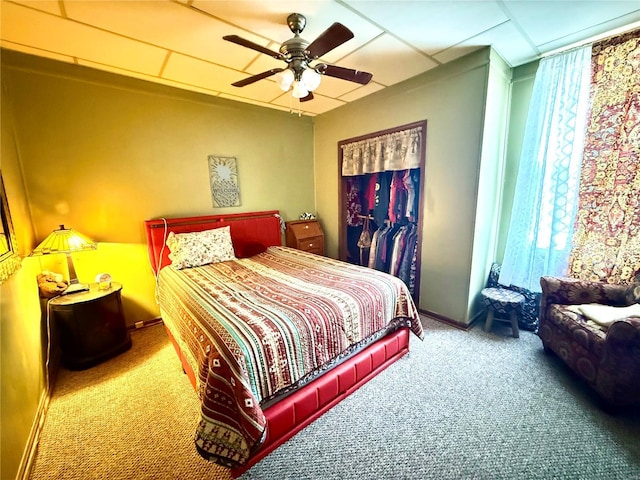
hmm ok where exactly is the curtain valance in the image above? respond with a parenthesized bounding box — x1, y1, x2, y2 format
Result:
(341, 127, 422, 176)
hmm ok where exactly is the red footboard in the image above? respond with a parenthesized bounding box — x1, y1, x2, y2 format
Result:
(164, 325, 410, 476)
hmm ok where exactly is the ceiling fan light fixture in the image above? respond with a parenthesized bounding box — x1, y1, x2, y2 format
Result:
(301, 68, 321, 91)
(291, 80, 309, 99)
(275, 68, 295, 91)
(223, 13, 372, 106)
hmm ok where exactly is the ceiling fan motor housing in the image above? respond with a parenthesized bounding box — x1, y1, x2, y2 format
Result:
(280, 37, 311, 76)
(287, 13, 307, 34)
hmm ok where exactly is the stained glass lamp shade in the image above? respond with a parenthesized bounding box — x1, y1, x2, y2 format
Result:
(31, 225, 97, 293)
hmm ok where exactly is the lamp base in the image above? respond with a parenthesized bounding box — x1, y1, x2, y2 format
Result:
(63, 283, 90, 295)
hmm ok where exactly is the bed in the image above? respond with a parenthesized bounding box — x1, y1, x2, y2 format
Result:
(144, 210, 424, 476)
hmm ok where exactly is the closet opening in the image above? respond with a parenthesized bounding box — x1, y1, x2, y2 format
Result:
(338, 120, 427, 303)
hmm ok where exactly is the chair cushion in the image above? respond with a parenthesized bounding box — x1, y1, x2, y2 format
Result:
(480, 287, 525, 316)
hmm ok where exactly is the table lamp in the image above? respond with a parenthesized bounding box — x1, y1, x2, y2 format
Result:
(31, 225, 97, 294)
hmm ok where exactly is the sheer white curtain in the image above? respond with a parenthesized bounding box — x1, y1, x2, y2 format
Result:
(499, 46, 592, 292)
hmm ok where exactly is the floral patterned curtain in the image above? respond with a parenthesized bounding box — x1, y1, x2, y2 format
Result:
(568, 30, 640, 284)
(341, 127, 422, 175)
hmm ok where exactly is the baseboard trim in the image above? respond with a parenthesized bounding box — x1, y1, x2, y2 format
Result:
(18, 388, 50, 480)
(419, 308, 477, 331)
(127, 317, 163, 331)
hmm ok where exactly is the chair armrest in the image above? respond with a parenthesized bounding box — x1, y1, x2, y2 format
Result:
(540, 276, 628, 306)
(598, 318, 640, 404)
(606, 317, 640, 344)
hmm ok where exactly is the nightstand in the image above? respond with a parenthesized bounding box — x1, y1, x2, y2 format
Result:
(285, 220, 325, 255)
(47, 282, 132, 370)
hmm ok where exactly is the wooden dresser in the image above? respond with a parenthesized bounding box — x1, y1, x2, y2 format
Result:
(285, 220, 325, 255)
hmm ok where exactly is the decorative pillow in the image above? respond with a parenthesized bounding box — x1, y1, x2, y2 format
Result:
(624, 283, 640, 305)
(166, 226, 236, 269)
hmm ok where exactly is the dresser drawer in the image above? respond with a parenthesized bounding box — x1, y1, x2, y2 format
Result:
(289, 221, 323, 238)
(299, 236, 324, 254)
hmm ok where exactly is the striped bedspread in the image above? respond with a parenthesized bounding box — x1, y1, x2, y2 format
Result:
(157, 246, 423, 467)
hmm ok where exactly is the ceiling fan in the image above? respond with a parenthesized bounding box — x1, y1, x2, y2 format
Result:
(223, 13, 373, 102)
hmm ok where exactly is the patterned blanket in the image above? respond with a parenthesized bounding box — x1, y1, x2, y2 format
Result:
(157, 246, 423, 467)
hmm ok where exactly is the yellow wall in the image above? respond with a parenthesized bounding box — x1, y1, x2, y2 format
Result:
(1, 49, 315, 480)
(1, 79, 45, 480)
(314, 48, 504, 324)
(2, 49, 315, 327)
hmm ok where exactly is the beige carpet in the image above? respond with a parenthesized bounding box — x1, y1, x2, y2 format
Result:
(29, 318, 640, 479)
(29, 323, 232, 480)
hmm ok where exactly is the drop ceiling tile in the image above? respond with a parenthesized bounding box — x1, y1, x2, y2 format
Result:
(538, 13, 640, 53)
(433, 21, 539, 67)
(193, 0, 383, 64)
(340, 34, 439, 87)
(8, 0, 61, 15)
(63, 0, 268, 70)
(313, 74, 365, 98)
(162, 52, 281, 102)
(504, 0, 640, 47)
(345, 0, 508, 56)
(338, 82, 385, 103)
(4, 0, 640, 116)
(1, 2, 167, 75)
(77, 58, 221, 97)
(0, 40, 75, 63)
(239, 51, 285, 76)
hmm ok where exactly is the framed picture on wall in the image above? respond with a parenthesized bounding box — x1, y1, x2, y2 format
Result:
(0, 171, 21, 283)
(208, 155, 240, 208)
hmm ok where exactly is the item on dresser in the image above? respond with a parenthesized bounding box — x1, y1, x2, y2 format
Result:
(144, 211, 423, 476)
(285, 219, 325, 255)
(95, 272, 112, 290)
(37, 270, 68, 298)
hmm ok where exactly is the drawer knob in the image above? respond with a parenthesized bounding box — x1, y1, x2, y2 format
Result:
(304, 225, 309, 229)
(309, 244, 313, 247)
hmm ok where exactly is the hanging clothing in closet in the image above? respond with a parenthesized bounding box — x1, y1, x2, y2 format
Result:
(350, 169, 421, 295)
(340, 122, 425, 299)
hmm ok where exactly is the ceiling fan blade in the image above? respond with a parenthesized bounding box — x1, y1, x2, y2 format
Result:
(232, 68, 284, 87)
(318, 64, 373, 85)
(300, 92, 314, 102)
(306, 23, 354, 59)
(223, 35, 284, 60)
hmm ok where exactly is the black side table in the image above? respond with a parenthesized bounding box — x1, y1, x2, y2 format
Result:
(48, 282, 132, 370)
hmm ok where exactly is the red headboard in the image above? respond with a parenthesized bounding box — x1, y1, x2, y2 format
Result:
(144, 210, 282, 274)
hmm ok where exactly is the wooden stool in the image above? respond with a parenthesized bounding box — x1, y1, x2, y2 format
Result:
(480, 287, 524, 338)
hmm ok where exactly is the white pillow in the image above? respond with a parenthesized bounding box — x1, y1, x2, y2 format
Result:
(166, 226, 236, 269)
(569, 303, 640, 327)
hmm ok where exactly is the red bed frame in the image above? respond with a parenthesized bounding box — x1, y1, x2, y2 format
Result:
(144, 211, 410, 476)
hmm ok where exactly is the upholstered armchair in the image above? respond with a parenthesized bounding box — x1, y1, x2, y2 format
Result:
(538, 276, 640, 408)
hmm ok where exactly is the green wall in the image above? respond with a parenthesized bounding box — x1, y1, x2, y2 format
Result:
(314, 48, 509, 324)
(468, 51, 512, 320)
